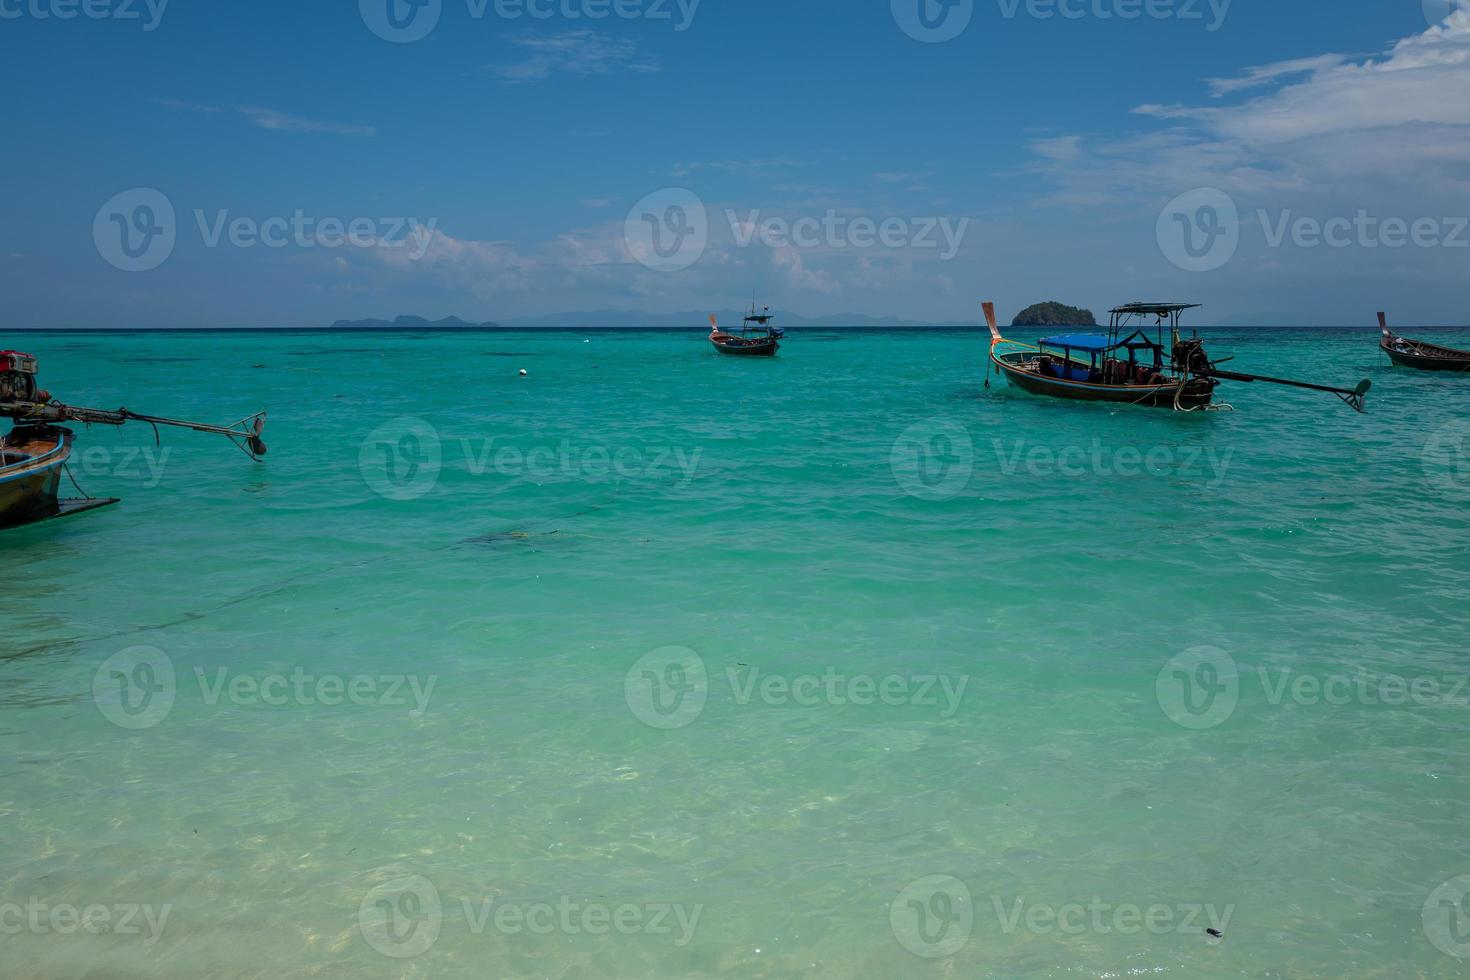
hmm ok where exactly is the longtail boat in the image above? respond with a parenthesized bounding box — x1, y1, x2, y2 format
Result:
(1379, 313, 1470, 371)
(0, 425, 118, 528)
(985, 302, 1370, 413)
(0, 349, 266, 530)
(709, 305, 783, 357)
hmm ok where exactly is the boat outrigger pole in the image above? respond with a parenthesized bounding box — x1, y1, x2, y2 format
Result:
(1, 400, 268, 460)
(1187, 368, 1371, 413)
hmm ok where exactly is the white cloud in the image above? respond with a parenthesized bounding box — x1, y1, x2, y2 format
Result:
(771, 245, 840, 294)
(1202, 55, 1347, 97)
(159, 99, 374, 136)
(495, 32, 659, 83)
(237, 107, 376, 137)
(1028, 136, 1082, 162)
(1035, 10, 1470, 204)
(669, 159, 810, 178)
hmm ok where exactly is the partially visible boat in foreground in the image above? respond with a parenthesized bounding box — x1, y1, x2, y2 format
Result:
(1379, 313, 1470, 371)
(985, 302, 1371, 413)
(0, 425, 117, 528)
(710, 305, 784, 357)
(1, 348, 267, 531)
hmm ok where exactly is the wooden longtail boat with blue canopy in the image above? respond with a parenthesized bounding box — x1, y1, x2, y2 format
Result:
(984, 302, 1370, 413)
(1, 348, 267, 530)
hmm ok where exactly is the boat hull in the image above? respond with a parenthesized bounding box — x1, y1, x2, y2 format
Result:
(0, 425, 118, 529)
(1381, 342, 1470, 372)
(991, 352, 1214, 410)
(0, 426, 71, 528)
(711, 337, 779, 357)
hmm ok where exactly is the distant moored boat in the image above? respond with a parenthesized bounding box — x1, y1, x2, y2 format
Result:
(709, 305, 784, 357)
(1379, 312, 1470, 371)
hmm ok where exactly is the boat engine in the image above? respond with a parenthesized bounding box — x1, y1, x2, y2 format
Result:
(1172, 338, 1213, 375)
(0, 351, 41, 403)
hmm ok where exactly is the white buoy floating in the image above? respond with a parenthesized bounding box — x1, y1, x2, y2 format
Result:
(519, 369, 528, 377)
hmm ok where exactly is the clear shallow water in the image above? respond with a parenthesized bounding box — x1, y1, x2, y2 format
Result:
(3, 327, 1470, 978)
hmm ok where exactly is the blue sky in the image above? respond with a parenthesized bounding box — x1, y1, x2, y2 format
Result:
(2, 0, 1467, 326)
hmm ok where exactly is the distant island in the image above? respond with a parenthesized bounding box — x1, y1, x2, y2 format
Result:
(330, 311, 977, 329)
(1011, 302, 1097, 328)
(331, 315, 501, 329)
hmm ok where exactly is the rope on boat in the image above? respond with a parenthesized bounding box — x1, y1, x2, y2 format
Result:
(62, 463, 101, 503)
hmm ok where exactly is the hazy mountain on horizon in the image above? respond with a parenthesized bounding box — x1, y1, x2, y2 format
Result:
(332, 310, 979, 329)
(322, 310, 1450, 331)
(330, 315, 502, 329)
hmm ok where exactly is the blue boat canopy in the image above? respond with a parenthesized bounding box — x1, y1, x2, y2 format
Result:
(1040, 334, 1111, 352)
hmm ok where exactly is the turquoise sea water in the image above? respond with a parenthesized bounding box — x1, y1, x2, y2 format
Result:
(4, 326, 1470, 978)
